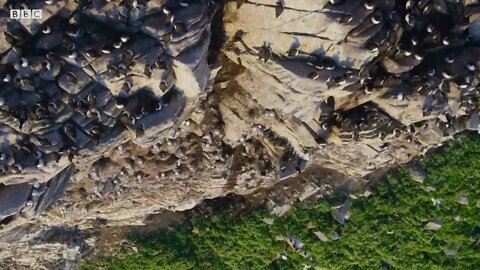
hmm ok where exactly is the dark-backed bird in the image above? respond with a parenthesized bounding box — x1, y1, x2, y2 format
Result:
(258, 44, 272, 63)
(155, 58, 167, 69)
(77, 99, 89, 114)
(173, 21, 188, 33)
(66, 72, 78, 84)
(237, 0, 245, 9)
(159, 81, 170, 92)
(275, 1, 284, 18)
(135, 124, 145, 137)
(87, 94, 97, 106)
(287, 47, 299, 57)
(63, 123, 77, 141)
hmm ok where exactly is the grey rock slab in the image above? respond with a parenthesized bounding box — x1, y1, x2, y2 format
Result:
(0, 183, 31, 222)
(34, 165, 75, 215)
(133, 90, 186, 146)
(409, 161, 427, 183)
(35, 32, 63, 51)
(469, 18, 480, 43)
(466, 112, 479, 131)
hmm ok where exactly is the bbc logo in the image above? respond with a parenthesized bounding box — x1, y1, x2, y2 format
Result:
(10, 9, 43, 19)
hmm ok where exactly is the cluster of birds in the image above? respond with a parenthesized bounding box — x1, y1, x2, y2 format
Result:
(244, 0, 480, 145)
(0, 0, 219, 176)
(86, 104, 299, 201)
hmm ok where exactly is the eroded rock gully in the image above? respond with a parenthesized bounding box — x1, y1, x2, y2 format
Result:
(0, 0, 479, 268)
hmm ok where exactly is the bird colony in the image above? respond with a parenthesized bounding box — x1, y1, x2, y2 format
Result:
(0, 0, 479, 267)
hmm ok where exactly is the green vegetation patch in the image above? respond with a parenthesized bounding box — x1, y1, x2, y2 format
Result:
(84, 133, 480, 269)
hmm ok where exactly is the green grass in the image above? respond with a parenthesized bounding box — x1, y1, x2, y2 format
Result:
(83, 133, 480, 270)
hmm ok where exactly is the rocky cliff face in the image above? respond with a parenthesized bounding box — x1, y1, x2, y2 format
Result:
(0, 0, 479, 268)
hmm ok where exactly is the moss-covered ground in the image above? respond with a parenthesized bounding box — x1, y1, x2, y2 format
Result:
(83, 133, 480, 269)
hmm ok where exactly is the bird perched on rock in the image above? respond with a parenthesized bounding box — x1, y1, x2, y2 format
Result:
(258, 43, 273, 63)
(275, 1, 285, 18)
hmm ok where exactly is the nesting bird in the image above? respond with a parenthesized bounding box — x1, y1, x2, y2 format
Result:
(275, 1, 285, 18)
(256, 45, 272, 63)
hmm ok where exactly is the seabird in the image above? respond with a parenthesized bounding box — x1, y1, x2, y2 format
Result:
(258, 44, 272, 63)
(411, 36, 419, 46)
(323, 58, 337, 70)
(442, 70, 453, 80)
(173, 21, 188, 33)
(3, 74, 11, 82)
(179, 0, 190, 7)
(120, 35, 130, 43)
(371, 12, 383, 24)
(68, 50, 78, 59)
(67, 27, 81, 39)
(144, 65, 152, 77)
(286, 47, 299, 57)
(275, 1, 285, 18)
(135, 124, 145, 137)
(466, 63, 476, 72)
(155, 102, 163, 111)
(87, 94, 97, 106)
(19, 57, 28, 67)
(405, 13, 415, 27)
(91, 125, 102, 135)
(307, 70, 320, 80)
(115, 99, 125, 109)
(47, 102, 58, 113)
(42, 60, 51, 70)
(101, 44, 113, 54)
(113, 40, 122, 49)
(352, 129, 360, 140)
(159, 81, 169, 92)
(85, 49, 100, 58)
(338, 13, 353, 24)
(123, 50, 134, 63)
(63, 123, 77, 141)
(42, 26, 51, 34)
(442, 37, 450, 45)
(155, 58, 167, 69)
(134, 107, 146, 119)
(236, 0, 245, 9)
(122, 81, 132, 93)
(233, 29, 246, 42)
(438, 81, 449, 93)
(10, 163, 23, 174)
(77, 99, 89, 114)
(444, 55, 454, 64)
(66, 72, 78, 84)
(120, 111, 135, 126)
